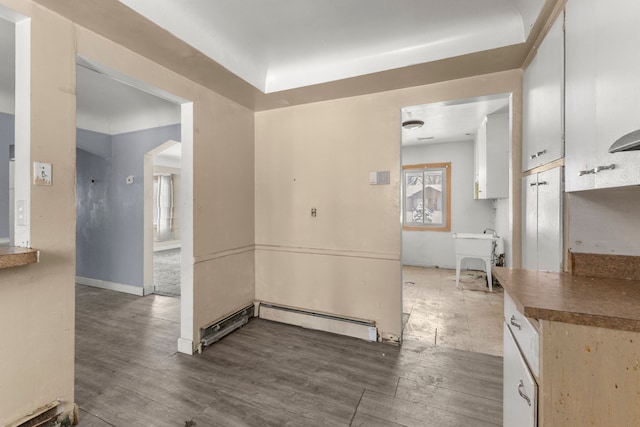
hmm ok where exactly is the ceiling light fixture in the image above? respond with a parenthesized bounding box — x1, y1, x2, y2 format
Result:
(402, 119, 424, 130)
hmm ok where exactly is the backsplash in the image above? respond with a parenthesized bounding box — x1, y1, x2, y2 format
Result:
(570, 252, 640, 280)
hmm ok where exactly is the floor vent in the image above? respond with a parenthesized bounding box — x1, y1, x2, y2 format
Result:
(259, 303, 377, 342)
(199, 304, 254, 349)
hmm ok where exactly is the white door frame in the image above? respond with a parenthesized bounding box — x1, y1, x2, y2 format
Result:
(76, 56, 195, 354)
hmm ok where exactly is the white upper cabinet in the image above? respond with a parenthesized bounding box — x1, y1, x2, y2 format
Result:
(476, 112, 509, 199)
(522, 13, 564, 172)
(565, 0, 640, 191)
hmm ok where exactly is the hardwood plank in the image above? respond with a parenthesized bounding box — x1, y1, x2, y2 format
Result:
(356, 389, 500, 427)
(395, 377, 502, 424)
(351, 411, 408, 427)
(75, 287, 503, 426)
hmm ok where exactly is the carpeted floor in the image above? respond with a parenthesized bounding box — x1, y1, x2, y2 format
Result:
(153, 248, 181, 297)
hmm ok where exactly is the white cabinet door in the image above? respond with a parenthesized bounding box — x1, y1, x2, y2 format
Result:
(504, 325, 537, 427)
(522, 174, 538, 270)
(476, 118, 488, 198)
(476, 113, 509, 199)
(522, 13, 564, 172)
(522, 168, 562, 272)
(593, 0, 640, 189)
(564, 0, 597, 191)
(536, 168, 562, 272)
(565, 0, 640, 191)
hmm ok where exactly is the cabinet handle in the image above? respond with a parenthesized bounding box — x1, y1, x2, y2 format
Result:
(579, 164, 615, 176)
(594, 164, 615, 173)
(529, 182, 538, 187)
(537, 181, 548, 186)
(518, 380, 532, 406)
(510, 315, 522, 330)
(529, 149, 547, 160)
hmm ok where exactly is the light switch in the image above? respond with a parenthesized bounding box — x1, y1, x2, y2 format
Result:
(33, 162, 52, 186)
(126, 175, 134, 185)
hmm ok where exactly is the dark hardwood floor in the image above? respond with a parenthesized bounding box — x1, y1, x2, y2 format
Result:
(75, 285, 502, 426)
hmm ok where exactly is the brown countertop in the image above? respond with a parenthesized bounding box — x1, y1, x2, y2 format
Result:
(493, 267, 640, 332)
(0, 247, 39, 269)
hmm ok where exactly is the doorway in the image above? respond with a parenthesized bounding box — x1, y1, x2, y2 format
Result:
(400, 94, 512, 356)
(75, 56, 194, 353)
(146, 140, 182, 297)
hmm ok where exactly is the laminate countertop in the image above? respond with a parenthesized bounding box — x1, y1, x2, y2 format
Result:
(0, 247, 38, 269)
(493, 267, 640, 333)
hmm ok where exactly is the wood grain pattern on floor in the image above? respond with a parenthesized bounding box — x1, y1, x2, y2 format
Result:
(75, 285, 502, 426)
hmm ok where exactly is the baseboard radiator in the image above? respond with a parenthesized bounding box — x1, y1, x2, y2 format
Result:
(7, 401, 68, 427)
(258, 303, 377, 342)
(199, 304, 255, 351)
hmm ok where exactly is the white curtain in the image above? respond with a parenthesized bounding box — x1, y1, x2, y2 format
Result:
(154, 174, 174, 241)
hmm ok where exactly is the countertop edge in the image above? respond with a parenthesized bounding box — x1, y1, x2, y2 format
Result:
(0, 247, 39, 269)
(493, 266, 640, 333)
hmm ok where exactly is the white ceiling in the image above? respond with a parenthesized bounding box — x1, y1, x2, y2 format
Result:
(402, 94, 511, 146)
(1, 1, 542, 137)
(119, 0, 544, 93)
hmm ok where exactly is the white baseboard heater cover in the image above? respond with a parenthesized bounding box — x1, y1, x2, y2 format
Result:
(200, 304, 254, 349)
(259, 303, 377, 342)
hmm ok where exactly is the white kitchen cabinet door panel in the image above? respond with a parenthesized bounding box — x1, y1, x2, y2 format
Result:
(594, 0, 640, 189)
(504, 325, 537, 427)
(564, 0, 597, 191)
(522, 14, 564, 172)
(536, 168, 562, 273)
(566, 0, 640, 191)
(522, 174, 538, 270)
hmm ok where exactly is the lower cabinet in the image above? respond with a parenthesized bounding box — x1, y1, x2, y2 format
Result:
(503, 325, 537, 427)
(504, 289, 640, 426)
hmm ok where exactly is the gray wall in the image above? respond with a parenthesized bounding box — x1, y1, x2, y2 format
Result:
(402, 140, 495, 269)
(0, 113, 14, 239)
(76, 124, 180, 287)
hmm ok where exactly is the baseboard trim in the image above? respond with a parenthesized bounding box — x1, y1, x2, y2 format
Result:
(76, 276, 146, 296)
(177, 337, 194, 355)
(258, 302, 377, 342)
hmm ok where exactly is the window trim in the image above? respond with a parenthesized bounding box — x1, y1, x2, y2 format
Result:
(402, 162, 451, 232)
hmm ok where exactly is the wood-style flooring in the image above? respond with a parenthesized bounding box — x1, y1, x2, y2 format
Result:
(75, 285, 502, 427)
(403, 267, 504, 356)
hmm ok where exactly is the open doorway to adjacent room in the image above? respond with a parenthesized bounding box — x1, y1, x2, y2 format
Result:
(74, 57, 194, 357)
(400, 93, 513, 356)
(147, 140, 182, 297)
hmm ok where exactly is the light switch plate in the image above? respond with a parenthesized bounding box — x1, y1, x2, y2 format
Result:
(33, 162, 52, 186)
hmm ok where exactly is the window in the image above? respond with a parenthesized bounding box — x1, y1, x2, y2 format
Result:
(403, 162, 451, 232)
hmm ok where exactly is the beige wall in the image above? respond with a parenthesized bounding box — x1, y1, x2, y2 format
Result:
(255, 70, 522, 340)
(0, 0, 255, 423)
